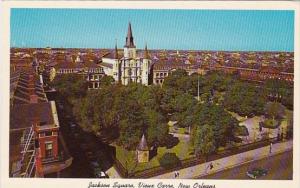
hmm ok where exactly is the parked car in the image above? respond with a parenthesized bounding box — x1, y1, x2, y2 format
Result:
(89, 161, 108, 178)
(246, 168, 268, 179)
(93, 168, 108, 178)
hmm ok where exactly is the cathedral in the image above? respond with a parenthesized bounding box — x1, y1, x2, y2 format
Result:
(101, 22, 151, 85)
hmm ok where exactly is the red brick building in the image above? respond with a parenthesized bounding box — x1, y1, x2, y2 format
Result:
(10, 69, 72, 177)
(209, 64, 293, 82)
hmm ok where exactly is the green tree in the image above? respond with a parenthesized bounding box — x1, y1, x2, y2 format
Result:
(51, 74, 88, 117)
(264, 102, 286, 120)
(223, 82, 266, 116)
(286, 111, 293, 139)
(100, 75, 115, 87)
(161, 88, 197, 127)
(203, 71, 236, 92)
(192, 103, 239, 147)
(159, 153, 181, 169)
(51, 74, 87, 99)
(73, 83, 170, 149)
(163, 69, 188, 90)
(193, 124, 216, 160)
(264, 79, 293, 109)
(144, 109, 168, 146)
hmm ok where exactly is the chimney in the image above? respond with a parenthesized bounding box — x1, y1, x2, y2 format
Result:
(28, 74, 38, 103)
(32, 117, 40, 133)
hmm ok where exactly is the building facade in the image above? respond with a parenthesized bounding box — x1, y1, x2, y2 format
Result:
(101, 23, 151, 86)
(209, 64, 294, 82)
(10, 70, 72, 177)
(49, 55, 105, 89)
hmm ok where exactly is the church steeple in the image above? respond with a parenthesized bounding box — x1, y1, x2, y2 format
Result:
(143, 43, 150, 59)
(125, 22, 135, 48)
(114, 40, 119, 59)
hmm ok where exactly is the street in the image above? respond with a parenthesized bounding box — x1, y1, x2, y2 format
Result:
(199, 150, 293, 180)
(45, 100, 115, 178)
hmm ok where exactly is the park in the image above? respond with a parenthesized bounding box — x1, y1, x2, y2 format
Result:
(51, 69, 293, 178)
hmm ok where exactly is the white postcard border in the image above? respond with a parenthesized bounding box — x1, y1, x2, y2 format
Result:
(1, 1, 299, 188)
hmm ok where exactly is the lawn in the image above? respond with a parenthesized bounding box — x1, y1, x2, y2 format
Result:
(168, 125, 189, 134)
(113, 134, 194, 173)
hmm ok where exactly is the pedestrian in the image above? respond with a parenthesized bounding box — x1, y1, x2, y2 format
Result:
(259, 123, 262, 132)
(269, 142, 273, 153)
(210, 162, 214, 170)
(177, 171, 180, 178)
(174, 171, 177, 178)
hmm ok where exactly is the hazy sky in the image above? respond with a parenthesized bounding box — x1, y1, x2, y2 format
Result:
(11, 9, 294, 51)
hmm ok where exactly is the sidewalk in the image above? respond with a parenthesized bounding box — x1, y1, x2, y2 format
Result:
(106, 166, 121, 178)
(151, 140, 292, 179)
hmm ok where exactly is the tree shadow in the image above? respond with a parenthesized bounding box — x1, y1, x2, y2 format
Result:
(162, 134, 180, 149)
(149, 146, 158, 160)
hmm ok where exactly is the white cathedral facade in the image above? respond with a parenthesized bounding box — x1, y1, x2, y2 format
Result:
(101, 23, 151, 86)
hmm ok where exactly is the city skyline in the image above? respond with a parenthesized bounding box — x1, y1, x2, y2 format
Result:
(11, 9, 294, 52)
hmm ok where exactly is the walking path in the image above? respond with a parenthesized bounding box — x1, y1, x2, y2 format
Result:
(151, 140, 292, 179)
(106, 166, 121, 178)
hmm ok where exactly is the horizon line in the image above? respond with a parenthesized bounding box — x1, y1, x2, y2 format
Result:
(10, 46, 294, 53)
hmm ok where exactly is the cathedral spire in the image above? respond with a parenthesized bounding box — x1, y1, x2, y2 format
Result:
(114, 39, 118, 59)
(143, 43, 150, 59)
(125, 22, 135, 48)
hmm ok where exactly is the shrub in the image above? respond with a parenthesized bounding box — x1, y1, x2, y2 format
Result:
(261, 119, 279, 129)
(159, 153, 181, 169)
(234, 125, 249, 136)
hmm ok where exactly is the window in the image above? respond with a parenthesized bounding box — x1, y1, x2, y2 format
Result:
(45, 142, 53, 158)
(45, 131, 52, 137)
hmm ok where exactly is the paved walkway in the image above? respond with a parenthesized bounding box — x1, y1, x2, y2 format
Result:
(151, 140, 293, 179)
(106, 166, 121, 178)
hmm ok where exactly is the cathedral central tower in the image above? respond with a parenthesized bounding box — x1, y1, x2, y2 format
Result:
(101, 22, 151, 86)
(124, 22, 137, 59)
